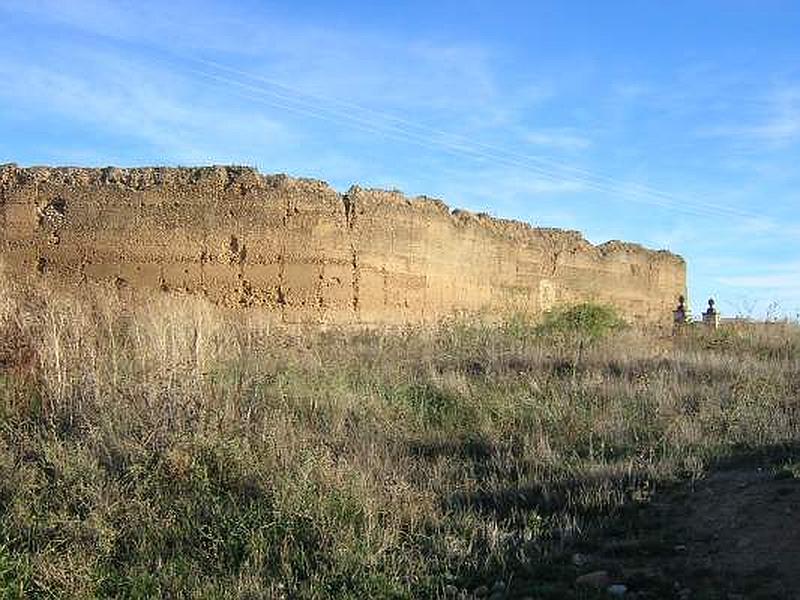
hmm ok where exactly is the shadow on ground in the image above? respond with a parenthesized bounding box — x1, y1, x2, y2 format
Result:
(426, 439, 800, 599)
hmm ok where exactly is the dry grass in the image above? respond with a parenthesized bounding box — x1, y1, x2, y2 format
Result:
(0, 270, 798, 598)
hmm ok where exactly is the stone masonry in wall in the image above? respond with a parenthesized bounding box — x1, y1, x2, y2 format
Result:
(0, 164, 686, 326)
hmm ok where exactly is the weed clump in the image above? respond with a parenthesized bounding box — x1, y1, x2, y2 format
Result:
(537, 303, 626, 341)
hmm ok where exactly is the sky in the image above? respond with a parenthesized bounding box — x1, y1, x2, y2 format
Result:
(1, 0, 799, 318)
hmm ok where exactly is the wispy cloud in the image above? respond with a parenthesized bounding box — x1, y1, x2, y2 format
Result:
(712, 263, 800, 318)
(523, 129, 591, 150)
(718, 274, 800, 290)
(700, 85, 800, 146)
(0, 53, 290, 164)
(0, 0, 501, 117)
(717, 261, 800, 292)
(0, 0, 608, 181)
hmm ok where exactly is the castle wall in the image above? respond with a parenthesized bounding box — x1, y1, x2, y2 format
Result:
(0, 164, 686, 325)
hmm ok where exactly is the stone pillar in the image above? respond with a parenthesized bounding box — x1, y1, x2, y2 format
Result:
(673, 295, 688, 323)
(702, 298, 720, 329)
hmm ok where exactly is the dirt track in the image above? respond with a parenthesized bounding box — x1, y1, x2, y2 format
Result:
(587, 461, 800, 599)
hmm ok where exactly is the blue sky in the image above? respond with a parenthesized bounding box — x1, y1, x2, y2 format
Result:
(1, 1, 799, 318)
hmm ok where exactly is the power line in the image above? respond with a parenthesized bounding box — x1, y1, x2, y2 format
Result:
(169, 54, 765, 222)
(188, 57, 765, 221)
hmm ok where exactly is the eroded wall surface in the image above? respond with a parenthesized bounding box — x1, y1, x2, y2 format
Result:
(0, 164, 686, 325)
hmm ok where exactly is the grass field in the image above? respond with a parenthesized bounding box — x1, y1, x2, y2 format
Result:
(1, 273, 798, 599)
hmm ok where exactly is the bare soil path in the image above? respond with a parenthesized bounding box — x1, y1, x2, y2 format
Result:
(581, 463, 800, 599)
(460, 456, 800, 600)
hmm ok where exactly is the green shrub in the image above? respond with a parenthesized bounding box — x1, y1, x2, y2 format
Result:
(537, 303, 626, 342)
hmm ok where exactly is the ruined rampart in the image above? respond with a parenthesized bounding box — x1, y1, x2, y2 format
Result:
(0, 164, 686, 325)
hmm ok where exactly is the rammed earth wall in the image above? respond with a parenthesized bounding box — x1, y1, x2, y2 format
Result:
(0, 164, 686, 325)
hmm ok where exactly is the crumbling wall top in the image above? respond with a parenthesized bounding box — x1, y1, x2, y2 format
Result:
(1, 164, 685, 267)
